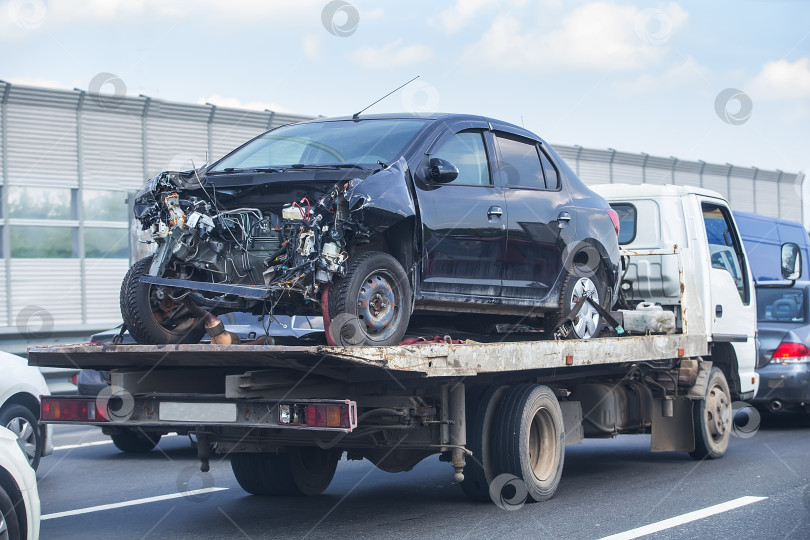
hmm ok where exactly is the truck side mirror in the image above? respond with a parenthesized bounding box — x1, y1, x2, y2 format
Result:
(428, 158, 459, 184)
(781, 242, 801, 280)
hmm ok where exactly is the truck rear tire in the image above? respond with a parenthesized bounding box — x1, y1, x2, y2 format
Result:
(120, 256, 206, 345)
(110, 429, 161, 453)
(461, 385, 507, 501)
(230, 447, 340, 496)
(690, 367, 731, 460)
(491, 384, 565, 503)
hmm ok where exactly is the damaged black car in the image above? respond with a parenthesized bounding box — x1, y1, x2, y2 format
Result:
(121, 113, 621, 346)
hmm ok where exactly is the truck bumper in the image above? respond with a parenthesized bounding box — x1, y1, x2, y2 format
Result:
(752, 362, 810, 408)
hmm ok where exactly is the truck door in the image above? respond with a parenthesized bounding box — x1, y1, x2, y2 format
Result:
(414, 126, 506, 297)
(700, 200, 758, 394)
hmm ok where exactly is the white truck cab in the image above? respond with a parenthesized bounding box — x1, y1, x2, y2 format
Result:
(595, 184, 759, 400)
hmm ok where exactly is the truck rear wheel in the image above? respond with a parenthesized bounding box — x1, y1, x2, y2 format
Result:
(690, 367, 731, 460)
(327, 251, 411, 347)
(461, 385, 507, 501)
(120, 256, 206, 345)
(110, 429, 161, 453)
(230, 447, 340, 496)
(491, 385, 565, 503)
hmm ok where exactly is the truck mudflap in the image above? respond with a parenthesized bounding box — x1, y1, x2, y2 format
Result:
(40, 395, 358, 433)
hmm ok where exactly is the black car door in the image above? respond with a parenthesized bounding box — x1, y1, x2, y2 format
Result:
(493, 130, 575, 302)
(413, 121, 506, 298)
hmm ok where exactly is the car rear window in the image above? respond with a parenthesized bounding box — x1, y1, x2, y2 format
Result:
(757, 288, 806, 323)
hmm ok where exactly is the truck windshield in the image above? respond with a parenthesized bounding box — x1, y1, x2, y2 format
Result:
(757, 288, 806, 323)
(210, 119, 428, 172)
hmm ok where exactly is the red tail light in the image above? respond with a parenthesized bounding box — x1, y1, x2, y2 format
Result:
(771, 342, 810, 363)
(607, 208, 620, 236)
(41, 397, 108, 422)
(278, 401, 357, 429)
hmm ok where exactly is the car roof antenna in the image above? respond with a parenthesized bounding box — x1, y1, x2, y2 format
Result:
(352, 75, 419, 121)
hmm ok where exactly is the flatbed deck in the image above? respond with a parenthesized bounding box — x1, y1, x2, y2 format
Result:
(28, 331, 707, 377)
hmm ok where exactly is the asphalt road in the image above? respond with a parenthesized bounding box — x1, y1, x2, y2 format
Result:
(36, 412, 810, 540)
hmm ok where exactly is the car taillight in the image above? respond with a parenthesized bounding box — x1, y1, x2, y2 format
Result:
(771, 342, 810, 363)
(70, 374, 79, 385)
(607, 208, 620, 236)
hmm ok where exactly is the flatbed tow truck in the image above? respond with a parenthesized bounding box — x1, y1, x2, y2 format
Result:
(28, 185, 764, 503)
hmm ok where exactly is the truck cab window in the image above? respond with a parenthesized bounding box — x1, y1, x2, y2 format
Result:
(702, 203, 749, 304)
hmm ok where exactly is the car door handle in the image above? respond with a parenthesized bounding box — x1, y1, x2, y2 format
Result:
(557, 212, 571, 222)
(487, 206, 503, 217)
(715, 305, 723, 317)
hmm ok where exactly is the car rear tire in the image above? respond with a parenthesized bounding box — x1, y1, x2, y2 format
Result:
(1, 404, 42, 471)
(120, 256, 206, 345)
(690, 367, 731, 460)
(327, 251, 411, 346)
(545, 266, 606, 340)
(110, 429, 161, 453)
(0, 484, 21, 540)
(491, 384, 565, 503)
(230, 447, 340, 496)
(460, 385, 508, 501)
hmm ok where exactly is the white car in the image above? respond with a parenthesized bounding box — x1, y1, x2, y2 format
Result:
(0, 352, 52, 470)
(0, 426, 40, 539)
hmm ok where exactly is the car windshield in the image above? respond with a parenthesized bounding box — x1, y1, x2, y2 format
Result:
(757, 288, 806, 323)
(209, 119, 429, 172)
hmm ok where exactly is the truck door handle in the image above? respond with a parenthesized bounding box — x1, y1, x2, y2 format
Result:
(487, 206, 503, 217)
(715, 305, 723, 317)
(557, 212, 571, 222)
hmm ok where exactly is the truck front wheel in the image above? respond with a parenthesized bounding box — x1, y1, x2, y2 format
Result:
(491, 384, 565, 503)
(230, 447, 340, 496)
(690, 367, 732, 460)
(110, 429, 161, 453)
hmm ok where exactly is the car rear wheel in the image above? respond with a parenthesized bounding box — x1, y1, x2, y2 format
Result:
(110, 429, 161, 453)
(120, 256, 206, 345)
(230, 447, 340, 496)
(545, 266, 606, 340)
(326, 251, 411, 346)
(0, 404, 42, 471)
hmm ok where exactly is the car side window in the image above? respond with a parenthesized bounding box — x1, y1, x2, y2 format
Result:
(495, 134, 546, 190)
(610, 203, 637, 244)
(702, 203, 750, 304)
(539, 147, 560, 189)
(430, 131, 491, 186)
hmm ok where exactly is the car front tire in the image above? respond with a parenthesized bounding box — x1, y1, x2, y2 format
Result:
(0, 404, 42, 471)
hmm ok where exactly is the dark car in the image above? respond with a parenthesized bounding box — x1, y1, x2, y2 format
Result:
(122, 113, 621, 346)
(752, 284, 810, 413)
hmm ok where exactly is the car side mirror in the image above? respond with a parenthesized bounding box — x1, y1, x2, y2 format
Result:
(781, 242, 801, 280)
(428, 158, 459, 184)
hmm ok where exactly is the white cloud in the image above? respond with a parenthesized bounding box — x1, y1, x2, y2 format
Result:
(431, 0, 535, 33)
(750, 58, 810, 100)
(352, 40, 433, 69)
(614, 56, 709, 95)
(198, 94, 289, 113)
(470, 1, 688, 71)
(364, 7, 385, 21)
(0, 0, 321, 40)
(302, 34, 321, 60)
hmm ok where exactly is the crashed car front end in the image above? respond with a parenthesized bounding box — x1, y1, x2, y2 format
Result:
(135, 161, 414, 310)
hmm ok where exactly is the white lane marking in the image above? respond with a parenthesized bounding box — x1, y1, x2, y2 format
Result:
(41, 487, 229, 520)
(53, 440, 113, 451)
(599, 496, 768, 540)
(53, 432, 180, 451)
